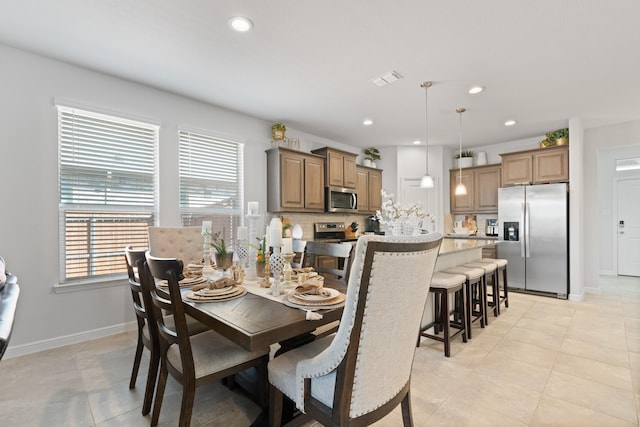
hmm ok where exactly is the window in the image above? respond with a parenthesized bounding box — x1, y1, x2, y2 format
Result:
(179, 130, 243, 246)
(58, 106, 158, 283)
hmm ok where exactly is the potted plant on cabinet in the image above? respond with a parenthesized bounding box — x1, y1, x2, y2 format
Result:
(363, 147, 381, 167)
(455, 149, 474, 168)
(271, 122, 287, 140)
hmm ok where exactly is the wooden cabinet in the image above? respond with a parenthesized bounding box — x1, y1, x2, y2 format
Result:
(482, 244, 497, 259)
(450, 164, 501, 214)
(356, 166, 383, 213)
(500, 145, 568, 186)
(266, 147, 325, 213)
(311, 147, 358, 189)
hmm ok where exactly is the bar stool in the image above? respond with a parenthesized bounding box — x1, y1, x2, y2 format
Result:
(418, 272, 468, 357)
(481, 258, 509, 312)
(442, 266, 486, 339)
(463, 260, 499, 320)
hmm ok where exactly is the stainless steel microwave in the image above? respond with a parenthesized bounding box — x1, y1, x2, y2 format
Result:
(326, 186, 358, 212)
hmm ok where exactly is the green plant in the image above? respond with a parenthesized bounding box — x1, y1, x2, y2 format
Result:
(363, 147, 381, 161)
(546, 128, 569, 141)
(203, 230, 227, 254)
(271, 122, 286, 132)
(454, 149, 475, 159)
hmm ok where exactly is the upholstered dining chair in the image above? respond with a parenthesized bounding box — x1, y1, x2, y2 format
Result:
(147, 226, 203, 266)
(124, 246, 208, 415)
(140, 253, 270, 427)
(268, 233, 443, 427)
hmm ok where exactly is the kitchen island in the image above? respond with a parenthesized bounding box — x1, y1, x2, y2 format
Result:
(436, 237, 500, 271)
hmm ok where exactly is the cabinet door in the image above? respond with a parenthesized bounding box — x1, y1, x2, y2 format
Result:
(474, 166, 501, 213)
(533, 147, 569, 183)
(368, 169, 383, 213)
(304, 156, 325, 211)
(482, 245, 497, 259)
(327, 151, 344, 187)
(343, 156, 357, 188)
(280, 152, 305, 209)
(501, 154, 532, 186)
(450, 169, 474, 213)
(356, 168, 369, 212)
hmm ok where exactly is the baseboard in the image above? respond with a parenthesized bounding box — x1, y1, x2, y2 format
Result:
(583, 286, 601, 295)
(4, 321, 137, 359)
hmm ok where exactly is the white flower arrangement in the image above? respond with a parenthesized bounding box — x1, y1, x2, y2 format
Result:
(375, 189, 435, 232)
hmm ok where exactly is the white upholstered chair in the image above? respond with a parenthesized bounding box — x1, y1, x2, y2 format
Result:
(147, 226, 203, 265)
(268, 233, 443, 427)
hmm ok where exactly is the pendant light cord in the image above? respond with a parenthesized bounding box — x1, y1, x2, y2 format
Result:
(457, 108, 466, 185)
(423, 82, 431, 173)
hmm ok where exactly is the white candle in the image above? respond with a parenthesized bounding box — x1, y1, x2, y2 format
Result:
(247, 201, 259, 216)
(202, 221, 212, 234)
(269, 217, 283, 247)
(265, 225, 271, 248)
(282, 237, 293, 254)
(237, 226, 248, 240)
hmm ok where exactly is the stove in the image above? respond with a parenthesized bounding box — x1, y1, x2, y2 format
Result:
(314, 222, 346, 242)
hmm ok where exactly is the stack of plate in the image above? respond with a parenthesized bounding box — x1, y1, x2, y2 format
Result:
(159, 276, 209, 288)
(185, 285, 246, 302)
(286, 288, 345, 309)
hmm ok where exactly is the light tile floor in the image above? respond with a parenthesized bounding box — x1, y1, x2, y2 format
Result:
(1, 275, 638, 426)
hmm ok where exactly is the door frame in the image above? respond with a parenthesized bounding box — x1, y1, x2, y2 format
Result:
(613, 175, 640, 275)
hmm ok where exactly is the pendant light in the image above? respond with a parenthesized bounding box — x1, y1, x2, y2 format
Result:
(454, 108, 468, 196)
(419, 81, 434, 188)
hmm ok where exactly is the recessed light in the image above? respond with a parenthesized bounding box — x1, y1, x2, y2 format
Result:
(229, 17, 253, 32)
(468, 86, 484, 95)
(363, 119, 373, 126)
(504, 120, 517, 126)
(413, 140, 422, 145)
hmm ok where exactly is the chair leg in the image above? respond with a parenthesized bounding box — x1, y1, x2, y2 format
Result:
(442, 291, 451, 357)
(465, 281, 473, 340)
(142, 347, 160, 415)
(151, 360, 168, 427)
(269, 384, 284, 427)
(179, 381, 196, 427)
(502, 267, 509, 307)
(400, 388, 414, 427)
(129, 334, 144, 389)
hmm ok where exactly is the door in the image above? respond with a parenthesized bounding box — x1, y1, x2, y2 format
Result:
(525, 183, 568, 296)
(618, 178, 640, 276)
(498, 186, 525, 289)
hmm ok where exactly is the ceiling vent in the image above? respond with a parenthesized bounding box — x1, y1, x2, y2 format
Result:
(370, 70, 403, 87)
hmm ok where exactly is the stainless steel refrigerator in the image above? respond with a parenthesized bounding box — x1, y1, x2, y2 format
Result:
(498, 183, 569, 298)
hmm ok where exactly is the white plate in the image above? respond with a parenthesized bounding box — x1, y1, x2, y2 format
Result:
(195, 286, 235, 296)
(282, 297, 346, 311)
(293, 288, 340, 302)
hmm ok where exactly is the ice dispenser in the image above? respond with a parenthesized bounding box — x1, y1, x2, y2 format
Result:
(504, 222, 519, 241)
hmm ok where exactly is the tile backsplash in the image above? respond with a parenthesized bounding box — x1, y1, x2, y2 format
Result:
(445, 213, 498, 236)
(266, 213, 372, 240)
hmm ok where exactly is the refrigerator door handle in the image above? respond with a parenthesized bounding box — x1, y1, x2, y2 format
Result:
(525, 202, 531, 257)
(520, 202, 526, 257)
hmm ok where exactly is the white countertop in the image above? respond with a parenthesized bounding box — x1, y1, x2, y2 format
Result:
(439, 238, 500, 256)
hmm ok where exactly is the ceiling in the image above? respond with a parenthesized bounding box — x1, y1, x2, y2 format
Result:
(2, 0, 640, 149)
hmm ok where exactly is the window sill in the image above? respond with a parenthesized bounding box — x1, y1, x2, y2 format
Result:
(53, 276, 128, 293)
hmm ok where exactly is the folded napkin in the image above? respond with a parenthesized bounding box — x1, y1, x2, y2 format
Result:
(191, 277, 239, 292)
(295, 276, 329, 296)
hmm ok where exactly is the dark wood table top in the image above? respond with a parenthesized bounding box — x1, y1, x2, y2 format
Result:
(175, 280, 346, 352)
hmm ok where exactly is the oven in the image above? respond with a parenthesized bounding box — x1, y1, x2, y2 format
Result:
(314, 222, 346, 242)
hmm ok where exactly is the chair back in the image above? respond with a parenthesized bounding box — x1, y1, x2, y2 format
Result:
(291, 239, 307, 268)
(140, 253, 196, 378)
(305, 241, 352, 283)
(300, 234, 443, 423)
(124, 246, 150, 331)
(148, 226, 203, 266)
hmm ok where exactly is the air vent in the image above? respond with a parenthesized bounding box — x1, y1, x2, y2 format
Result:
(370, 70, 403, 87)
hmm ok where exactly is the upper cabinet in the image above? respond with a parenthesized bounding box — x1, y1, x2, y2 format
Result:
(500, 145, 569, 186)
(450, 164, 501, 214)
(266, 147, 325, 213)
(356, 166, 383, 214)
(311, 147, 358, 189)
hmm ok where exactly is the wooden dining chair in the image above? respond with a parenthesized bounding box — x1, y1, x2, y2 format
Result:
(268, 233, 443, 427)
(139, 253, 270, 427)
(304, 241, 353, 290)
(291, 239, 307, 268)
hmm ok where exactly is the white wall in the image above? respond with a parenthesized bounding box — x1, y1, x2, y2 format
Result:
(0, 44, 361, 355)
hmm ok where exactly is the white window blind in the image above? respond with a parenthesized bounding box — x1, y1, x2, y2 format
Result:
(179, 130, 243, 246)
(58, 106, 158, 283)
